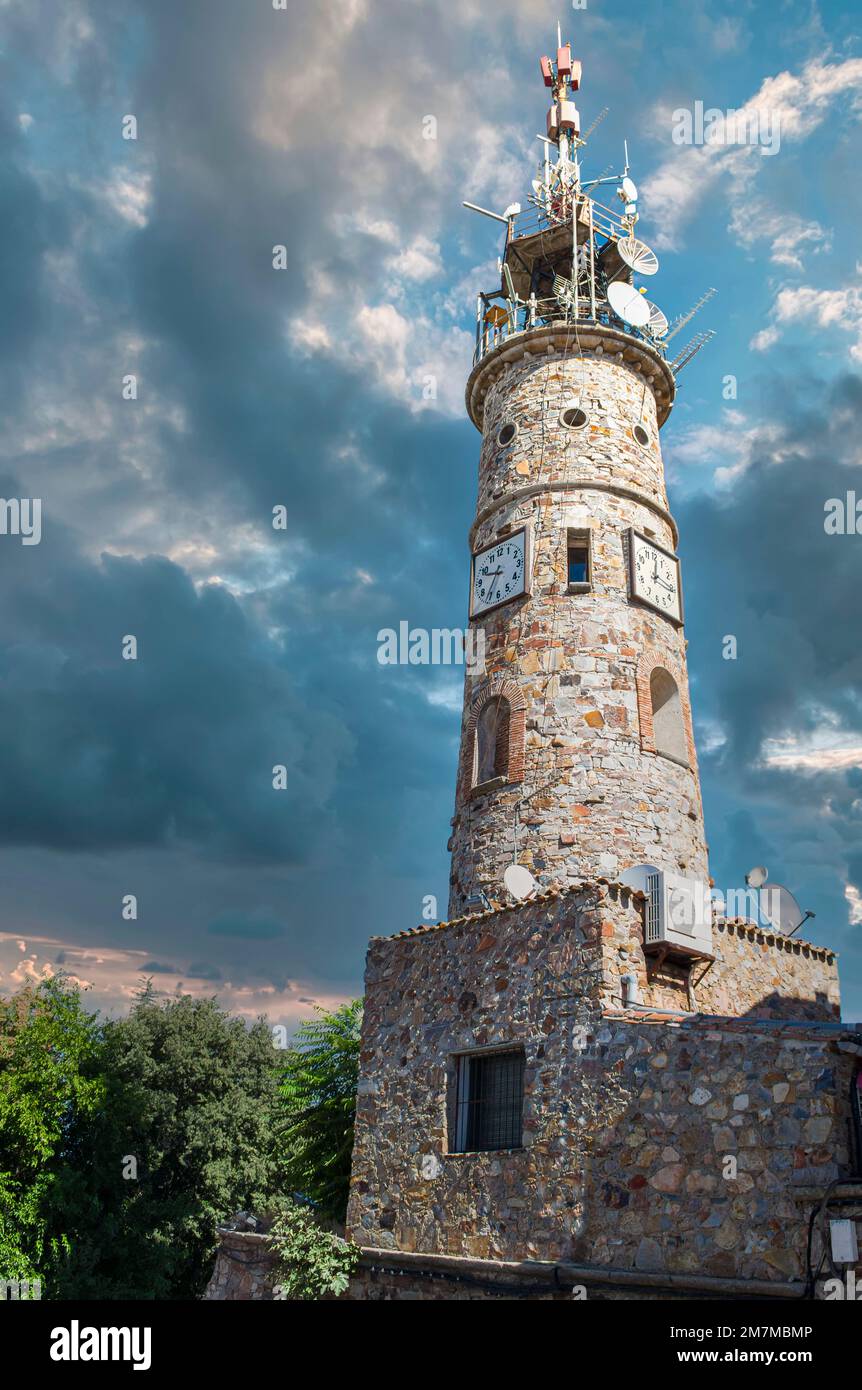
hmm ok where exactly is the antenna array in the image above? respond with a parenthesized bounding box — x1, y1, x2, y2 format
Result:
(665, 288, 717, 343)
(670, 329, 717, 374)
(463, 29, 718, 379)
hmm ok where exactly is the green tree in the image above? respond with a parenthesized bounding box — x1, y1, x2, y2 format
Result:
(277, 1000, 362, 1223)
(54, 986, 282, 1299)
(268, 1199, 358, 1300)
(0, 976, 105, 1281)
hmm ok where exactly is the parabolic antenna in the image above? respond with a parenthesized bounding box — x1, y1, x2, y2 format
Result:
(553, 273, 575, 309)
(607, 280, 651, 328)
(645, 301, 669, 338)
(745, 865, 768, 889)
(619, 176, 638, 204)
(759, 883, 804, 936)
(618, 236, 659, 276)
(504, 864, 539, 902)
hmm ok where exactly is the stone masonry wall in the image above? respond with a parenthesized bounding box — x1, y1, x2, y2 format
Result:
(448, 335, 707, 917)
(347, 886, 618, 1261)
(203, 1229, 278, 1301)
(579, 1015, 858, 1283)
(347, 887, 858, 1288)
(601, 908, 840, 1021)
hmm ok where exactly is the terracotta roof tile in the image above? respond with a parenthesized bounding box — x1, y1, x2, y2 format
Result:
(371, 878, 645, 941)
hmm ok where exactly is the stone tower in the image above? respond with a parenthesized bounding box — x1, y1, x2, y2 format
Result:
(344, 35, 856, 1308)
(448, 38, 709, 916)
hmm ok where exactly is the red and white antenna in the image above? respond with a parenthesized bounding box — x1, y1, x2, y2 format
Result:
(538, 30, 582, 178)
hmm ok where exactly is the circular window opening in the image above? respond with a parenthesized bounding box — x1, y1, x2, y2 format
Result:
(633, 424, 650, 448)
(497, 422, 517, 447)
(560, 406, 589, 430)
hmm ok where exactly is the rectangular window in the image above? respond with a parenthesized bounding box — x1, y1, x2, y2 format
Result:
(452, 1049, 524, 1153)
(567, 529, 591, 590)
(853, 1071, 862, 1175)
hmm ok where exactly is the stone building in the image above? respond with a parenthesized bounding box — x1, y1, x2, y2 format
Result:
(346, 36, 862, 1299)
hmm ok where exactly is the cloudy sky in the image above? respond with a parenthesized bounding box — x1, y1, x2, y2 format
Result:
(1, 0, 861, 1025)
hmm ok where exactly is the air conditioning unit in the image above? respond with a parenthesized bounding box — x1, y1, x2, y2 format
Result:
(643, 870, 713, 954)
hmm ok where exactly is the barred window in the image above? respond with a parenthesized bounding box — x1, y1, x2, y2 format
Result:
(452, 1049, 525, 1153)
(852, 1069, 862, 1175)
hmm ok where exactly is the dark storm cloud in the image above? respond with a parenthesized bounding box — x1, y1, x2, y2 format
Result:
(185, 962, 222, 980)
(1, 0, 860, 1018)
(0, 541, 352, 861)
(675, 370, 862, 1002)
(207, 914, 287, 941)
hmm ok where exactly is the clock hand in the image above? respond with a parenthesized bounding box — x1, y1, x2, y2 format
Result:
(486, 566, 503, 600)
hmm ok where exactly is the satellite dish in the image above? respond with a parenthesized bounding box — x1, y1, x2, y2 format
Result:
(503, 202, 522, 218)
(617, 236, 659, 276)
(619, 176, 638, 203)
(504, 864, 539, 901)
(759, 883, 804, 936)
(746, 865, 768, 888)
(553, 273, 575, 309)
(607, 280, 651, 328)
(645, 301, 669, 338)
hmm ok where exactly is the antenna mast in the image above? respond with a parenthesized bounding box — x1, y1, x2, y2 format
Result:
(539, 29, 582, 185)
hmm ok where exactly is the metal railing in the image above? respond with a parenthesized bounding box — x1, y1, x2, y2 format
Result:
(473, 292, 667, 366)
(508, 192, 627, 248)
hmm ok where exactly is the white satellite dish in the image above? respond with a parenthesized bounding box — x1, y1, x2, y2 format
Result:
(619, 176, 638, 204)
(607, 280, 651, 328)
(617, 236, 659, 276)
(759, 883, 804, 936)
(503, 202, 522, 218)
(504, 864, 539, 901)
(645, 301, 669, 338)
(745, 865, 768, 888)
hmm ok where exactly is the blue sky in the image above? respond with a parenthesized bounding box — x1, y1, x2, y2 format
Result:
(1, 0, 861, 1022)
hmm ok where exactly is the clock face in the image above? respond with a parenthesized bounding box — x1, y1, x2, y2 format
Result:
(629, 529, 683, 625)
(470, 529, 530, 616)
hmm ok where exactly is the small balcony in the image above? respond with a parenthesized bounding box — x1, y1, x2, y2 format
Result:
(473, 294, 668, 367)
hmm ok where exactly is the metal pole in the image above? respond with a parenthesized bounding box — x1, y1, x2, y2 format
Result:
(588, 198, 596, 322)
(572, 202, 579, 325)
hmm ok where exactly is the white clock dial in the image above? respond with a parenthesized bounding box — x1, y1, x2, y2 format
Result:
(470, 529, 529, 616)
(629, 530, 683, 624)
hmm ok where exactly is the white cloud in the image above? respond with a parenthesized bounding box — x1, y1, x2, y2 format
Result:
(665, 408, 785, 487)
(763, 746, 862, 771)
(388, 234, 443, 283)
(730, 198, 831, 269)
(761, 714, 862, 772)
(751, 281, 862, 360)
(82, 168, 153, 228)
(846, 883, 862, 926)
(290, 296, 472, 416)
(0, 930, 347, 1024)
(644, 55, 862, 251)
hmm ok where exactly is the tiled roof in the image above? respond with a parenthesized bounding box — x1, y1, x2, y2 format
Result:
(601, 1007, 862, 1038)
(372, 877, 645, 942)
(714, 917, 835, 960)
(372, 882, 834, 957)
